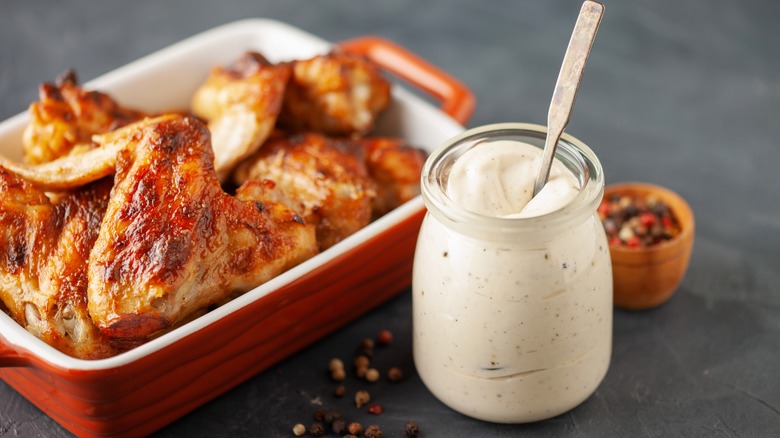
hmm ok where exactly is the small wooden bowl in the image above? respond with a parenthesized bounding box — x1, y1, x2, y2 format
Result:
(604, 182, 695, 310)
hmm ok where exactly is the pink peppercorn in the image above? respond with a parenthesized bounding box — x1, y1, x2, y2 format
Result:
(367, 403, 384, 415)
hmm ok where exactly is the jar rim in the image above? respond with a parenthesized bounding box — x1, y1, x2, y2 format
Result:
(421, 122, 605, 235)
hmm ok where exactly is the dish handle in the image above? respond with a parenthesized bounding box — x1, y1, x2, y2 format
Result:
(339, 36, 476, 125)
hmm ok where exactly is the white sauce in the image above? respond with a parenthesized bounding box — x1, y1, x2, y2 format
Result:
(447, 140, 579, 218)
(413, 138, 612, 423)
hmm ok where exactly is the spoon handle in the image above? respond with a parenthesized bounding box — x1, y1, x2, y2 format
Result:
(533, 0, 604, 196)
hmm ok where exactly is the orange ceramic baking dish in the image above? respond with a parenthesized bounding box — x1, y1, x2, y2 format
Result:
(0, 19, 474, 437)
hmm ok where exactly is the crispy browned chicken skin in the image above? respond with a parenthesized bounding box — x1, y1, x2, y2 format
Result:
(279, 52, 391, 137)
(9, 54, 289, 189)
(359, 137, 427, 218)
(22, 70, 146, 164)
(233, 132, 427, 249)
(191, 52, 290, 181)
(0, 168, 118, 359)
(233, 132, 376, 250)
(87, 115, 318, 341)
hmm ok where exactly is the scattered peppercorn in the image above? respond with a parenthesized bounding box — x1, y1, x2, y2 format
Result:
(354, 354, 370, 379)
(377, 329, 393, 346)
(356, 340, 374, 358)
(331, 367, 346, 382)
(323, 410, 340, 425)
(310, 422, 325, 437)
(329, 357, 347, 382)
(354, 355, 370, 369)
(329, 358, 344, 371)
(348, 421, 363, 435)
(301, 332, 418, 438)
(356, 337, 375, 358)
(332, 418, 347, 435)
(367, 403, 384, 415)
(365, 368, 380, 382)
(404, 422, 420, 437)
(292, 423, 306, 436)
(387, 367, 403, 382)
(364, 425, 383, 438)
(354, 390, 371, 408)
(599, 193, 681, 248)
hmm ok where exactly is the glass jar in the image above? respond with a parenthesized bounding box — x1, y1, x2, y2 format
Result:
(412, 123, 612, 423)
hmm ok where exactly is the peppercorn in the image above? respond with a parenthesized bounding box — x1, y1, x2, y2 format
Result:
(334, 384, 346, 398)
(365, 368, 380, 382)
(329, 356, 347, 381)
(354, 355, 370, 369)
(332, 418, 347, 435)
(347, 421, 363, 435)
(354, 354, 370, 379)
(323, 409, 340, 424)
(356, 337, 375, 358)
(404, 422, 420, 438)
(292, 423, 306, 436)
(329, 358, 344, 371)
(354, 390, 371, 408)
(377, 329, 393, 346)
(331, 367, 346, 382)
(618, 225, 634, 242)
(364, 425, 383, 438)
(344, 435, 358, 438)
(310, 422, 325, 437)
(313, 409, 326, 421)
(367, 403, 384, 415)
(639, 211, 656, 227)
(387, 367, 403, 382)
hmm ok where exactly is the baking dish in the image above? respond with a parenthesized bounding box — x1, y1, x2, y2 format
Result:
(0, 19, 474, 437)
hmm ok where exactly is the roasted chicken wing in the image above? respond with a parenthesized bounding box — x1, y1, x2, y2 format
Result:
(233, 132, 376, 250)
(191, 52, 290, 181)
(87, 115, 318, 341)
(358, 137, 427, 217)
(0, 138, 125, 191)
(1, 50, 408, 359)
(22, 70, 146, 164)
(0, 168, 118, 359)
(279, 52, 391, 137)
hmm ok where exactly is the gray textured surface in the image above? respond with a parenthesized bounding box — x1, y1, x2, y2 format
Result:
(1, 0, 779, 437)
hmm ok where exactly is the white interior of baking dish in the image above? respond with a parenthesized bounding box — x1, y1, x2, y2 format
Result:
(0, 19, 465, 371)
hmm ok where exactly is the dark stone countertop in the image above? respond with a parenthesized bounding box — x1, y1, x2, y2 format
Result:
(1, 1, 778, 436)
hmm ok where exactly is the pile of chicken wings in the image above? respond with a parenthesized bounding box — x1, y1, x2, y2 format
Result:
(0, 50, 425, 359)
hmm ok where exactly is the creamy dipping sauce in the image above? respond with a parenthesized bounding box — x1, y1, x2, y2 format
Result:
(447, 140, 579, 218)
(413, 127, 611, 423)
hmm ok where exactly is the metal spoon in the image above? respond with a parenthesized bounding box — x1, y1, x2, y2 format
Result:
(533, 0, 604, 196)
